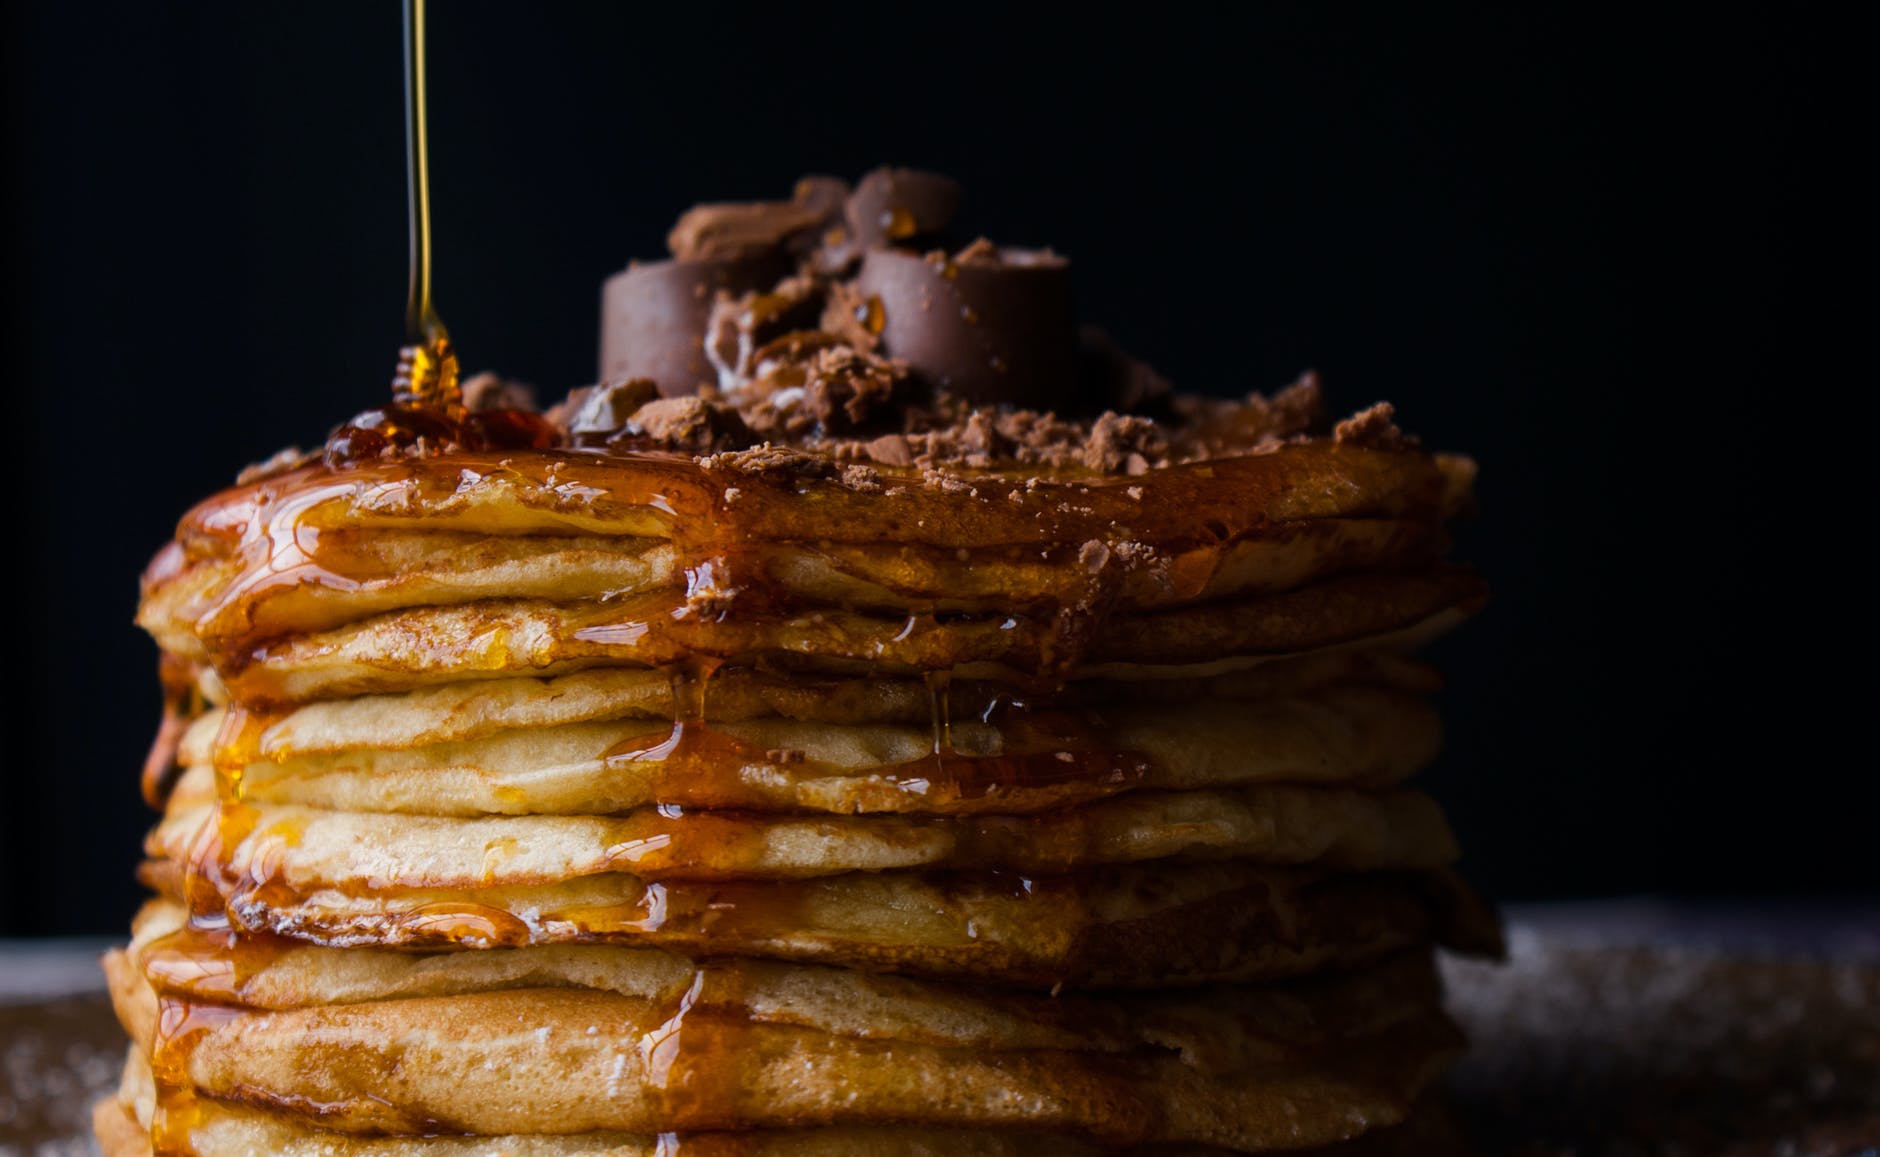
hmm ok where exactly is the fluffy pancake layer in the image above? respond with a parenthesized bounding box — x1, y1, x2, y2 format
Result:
(113, 427, 1491, 1153)
(109, 902, 1459, 1149)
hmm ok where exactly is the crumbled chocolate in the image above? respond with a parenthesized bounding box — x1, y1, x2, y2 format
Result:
(460, 373, 539, 414)
(863, 433, 913, 467)
(1082, 412, 1168, 473)
(572, 170, 1440, 476)
(612, 396, 754, 455)
(840, 464, 884, 492)
(803, 346, 907, 432)
(1334, 401, 1418, 449)
(704, 275, 826, 388)
(817, 280, 882, 355)
(564, 379, 659, 439)
(698, 444, 841, 480)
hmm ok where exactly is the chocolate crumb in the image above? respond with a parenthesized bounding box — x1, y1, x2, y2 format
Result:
(460, 373, 539, 414)
(1334, 402, 1418, 449)
(919, 468, 973, 495)
(818, 280, 882, 354)
(587, 170, 1445, 475)
(840, 464, 884, 492)
(615, 396, 754, 455)
(702, 444, 841, 480)
(1082, 412, 1168, 473)
(864, 434, 913, 467)
(567, 379, 659, 438)
(803, 346, 907, 432)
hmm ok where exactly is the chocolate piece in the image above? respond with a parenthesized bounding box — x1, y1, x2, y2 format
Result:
(844, 167, 963, 249)
(599, 256, 787, 397)
(610, 396, 754, 455)
(1334, 402, 1417, 448)
(460, 372, 539, 413)
(791, 176, 850, 224)
(668, 177, 848, 263)
(1082, 412, 1167, 473)
(566, 378, 659, 439)
(667, 203, 813, 263)
(802, 346, 908, 432)
(818, 280, 883, 354)
(852, 244, 1078, 409)
(704, 275, 826, 389)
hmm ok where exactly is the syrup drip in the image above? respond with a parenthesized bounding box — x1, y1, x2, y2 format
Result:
(320, 0, 555, 468)
(638, 966, 751, 1130)
(141, 653, 204, 808)
(141, 920, 293, 1006)
(925, 668, 955, 757)
(181, 706, 296, 930)
(148, 997, 242, 1156)
(395, 0, 454, 412)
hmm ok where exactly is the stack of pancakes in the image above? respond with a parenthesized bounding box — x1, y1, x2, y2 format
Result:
(100, 170, 1495, 1155)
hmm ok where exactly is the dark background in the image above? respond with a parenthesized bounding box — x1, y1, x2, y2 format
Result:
(1, 4, 1840, 936)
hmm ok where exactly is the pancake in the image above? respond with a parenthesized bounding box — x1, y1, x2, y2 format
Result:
(188, 566, 1483, 704)
(177, 679, 1443, 817)
(140, 442, 1478, 694)
(98, 1072, 1463, 1157)
(149, 516, 1443, 653)
(105, 169, 1495, 1154)
(142, 857, 1478, 987)
(106, 914, 1459, 1150)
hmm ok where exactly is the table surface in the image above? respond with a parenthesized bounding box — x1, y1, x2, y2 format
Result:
(4, 899, 1878, 1156)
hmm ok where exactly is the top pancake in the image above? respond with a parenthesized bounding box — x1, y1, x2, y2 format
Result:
(139, 440, 1478, 703)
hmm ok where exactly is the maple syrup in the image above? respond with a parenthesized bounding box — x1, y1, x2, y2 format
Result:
(318, 0, 553, 469)
(394, 0, 455, 412)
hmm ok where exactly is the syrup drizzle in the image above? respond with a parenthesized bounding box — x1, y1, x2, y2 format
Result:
(392, 0, 457, 412)
(319, 0, 554, 468)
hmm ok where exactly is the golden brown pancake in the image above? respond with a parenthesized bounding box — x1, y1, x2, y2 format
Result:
(106, 182, 1494, 1153)
(106, 907, 1460, 1150)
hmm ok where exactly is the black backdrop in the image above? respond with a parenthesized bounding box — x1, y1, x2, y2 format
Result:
(2, 3, 1843, 935)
